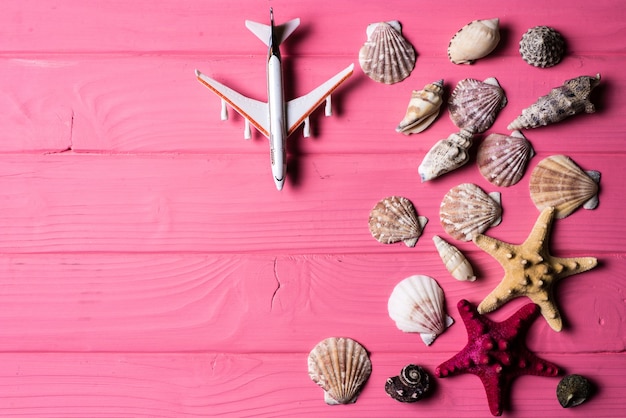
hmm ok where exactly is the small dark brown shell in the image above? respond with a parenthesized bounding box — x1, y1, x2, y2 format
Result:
(385, 364, 432, 403)
(556, 374, 593, 408)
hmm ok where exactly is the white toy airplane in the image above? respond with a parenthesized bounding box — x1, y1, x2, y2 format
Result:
(195, 9, 354, 190)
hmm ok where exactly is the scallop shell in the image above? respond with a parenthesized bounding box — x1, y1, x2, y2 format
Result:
(448, 18, 500, 64)
(440, 183, 502, 241)
(449, 77, 507, 133)
(508, 74, 600, 130)
(477, 130, 535, 187)
(308, 337, 372, 405)
(556, 374, 593, 408)
(388, 275, 454, 346)
(418, 129, 474, 182)
(385, 364, 432, 403)
(519, 26, 565, 68)
(396, 80, 444, 134)
(433, 235, 476, 281)
(368, 196, 428, 247)
(359, 21, 416, 84)
(529, 155, 600, 219)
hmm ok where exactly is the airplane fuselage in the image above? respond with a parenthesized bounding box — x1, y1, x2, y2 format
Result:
(267, 52, 287, 190)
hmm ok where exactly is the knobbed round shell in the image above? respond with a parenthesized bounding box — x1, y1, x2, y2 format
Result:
(388, 275, 454, 346)
(396, 79, 444, 134)
(433, 235, 476, 281)
(556, 374, 593, 408)
(477, 130, 535, 187)
(368, 196, 428, 247)
(418, 129, 474, 182)
(385, 364, 432, 403)
(448, 18, 500, 64)
(519, 26, 565, 68)
(308, 337, 372, 405)
(449, 77, 507, 133)
(359, 21, 416, 84)
(440, 183, 502, 241)
(529, 155, 600, 219)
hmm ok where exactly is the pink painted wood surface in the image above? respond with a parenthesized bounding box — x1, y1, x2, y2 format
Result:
(0, 0, 624, 416)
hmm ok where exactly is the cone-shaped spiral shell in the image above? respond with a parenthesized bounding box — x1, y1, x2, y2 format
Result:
(519, 26, 565, 68)
(396, 80, 444, 134)
(477, 130, 535, 187)
(359, 21, 416, 84)
(388, 275, 454, 345)
(440, 183, 502, 241)
(385, 364, 432, 403)
(418, 129, 474, 182)
(448, 18, 500, 65)
(449, 77, 507, 133)
(508, 74, 600, 130)
(368, 196, 428, 247)
(433, 235, 476, 281)
(529, 155, 600, 219)
(308, 337, 372, 405)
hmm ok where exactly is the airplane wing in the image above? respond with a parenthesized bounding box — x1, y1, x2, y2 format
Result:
(195, 70, 270, 138)
(286, 64, 354, 136)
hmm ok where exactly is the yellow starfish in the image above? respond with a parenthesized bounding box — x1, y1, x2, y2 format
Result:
(473, 207, 598, 331)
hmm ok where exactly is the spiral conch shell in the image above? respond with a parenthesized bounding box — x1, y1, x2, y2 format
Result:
(449, 77, 507, 133)
(519, 26, 565, 68)
(388, 275, 454, 346)
(529, 155, 600, 219)
(385, 364, 432, 403)
(433, 235, 476, 281)
(308, 337, 372, 405)
(418, 129, 474, 182)
(448, 18, 500, 64)
(508, 74, 600, 130)
(396, 80, 444, 134)
(368, 196, 428, 247)
(359, 21, 416, 84)
(477, 130, 535, 187)
(440, 183, 502, 241)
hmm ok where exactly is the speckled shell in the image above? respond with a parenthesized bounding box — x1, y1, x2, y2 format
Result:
(308, 337, 372, 405)
(508, 74, 600, 130)
(388, 275, 454, 346)
(519, 26, 565, 68)
(433, 235, 476, 281)
(440, 183, 502, 241)
(396, 80, 444, 134)
(418, 129, 474, 182)
(477, 130, 535, 187)
(359, 21, 416, 84)
(557, 374, 593, 408)
(449, 77, 507, 133)
(448, 18, 500, 64)
(529, 155, 600, 219)
(368, 196, 428, 247)
(385, 364, 432, 403)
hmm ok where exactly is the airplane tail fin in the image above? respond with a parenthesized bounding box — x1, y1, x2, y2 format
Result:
(245, 17, 300, 47)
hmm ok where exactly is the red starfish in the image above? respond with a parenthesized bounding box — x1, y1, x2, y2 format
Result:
(435, 299, 561, 416)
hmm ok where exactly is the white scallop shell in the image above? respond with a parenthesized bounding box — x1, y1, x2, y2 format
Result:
(439, 183, 502, 241)
(433, 235, 476, 282)
(418, 129, 474, 182)
(477, 130, 535, 187)
(368, 196, 428, 247)
(308, 337, 372, 405)
(448, 18, 500, 64)
(529, 155, 600, 219)
(359, 21, 416, 84)
(388, 275, 454, 345)
(396, 79, 444, 134)
(448, 77, 507, 133)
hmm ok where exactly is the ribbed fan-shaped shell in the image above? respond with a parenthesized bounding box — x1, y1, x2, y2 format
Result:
(368, 196, 428, 247)
(308, 337, 372, 405)
(519, 26, 565, 68)
(388, 275, 454, 346)
(433, 235, 476, 281)
(477, 130, 535, 187)
(359, 21, 416, 84)
(449, 77, 507, 133)
(396, 79, 444, 134)
(529, 155, 600, 219)
(418, 129, 474, 182)
(448, 18, 500, 64)
(440, 183, 502, 241)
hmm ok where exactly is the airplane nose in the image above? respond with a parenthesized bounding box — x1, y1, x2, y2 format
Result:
(274, 176, 284, 191)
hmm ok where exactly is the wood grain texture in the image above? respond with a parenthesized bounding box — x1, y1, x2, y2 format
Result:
(0, 0, 624, 416)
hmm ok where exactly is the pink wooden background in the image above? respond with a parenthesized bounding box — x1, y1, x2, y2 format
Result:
(0, 0, 624, 416)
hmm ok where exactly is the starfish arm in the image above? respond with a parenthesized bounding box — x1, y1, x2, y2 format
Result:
(477, 279, 517, 314)
(473, 234, 518, 265)
(534, 297, 563, 332)
(476, 371, 505, 416)
(522, 207, 555, 253)
(550, 255, 598, 279)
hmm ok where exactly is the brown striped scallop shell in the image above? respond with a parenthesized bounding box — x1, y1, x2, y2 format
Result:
(448, 77, 507, 133)
(368, 196, 428, 247)
(477, 130, 535, 187)
(359, 21, 416, 84)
